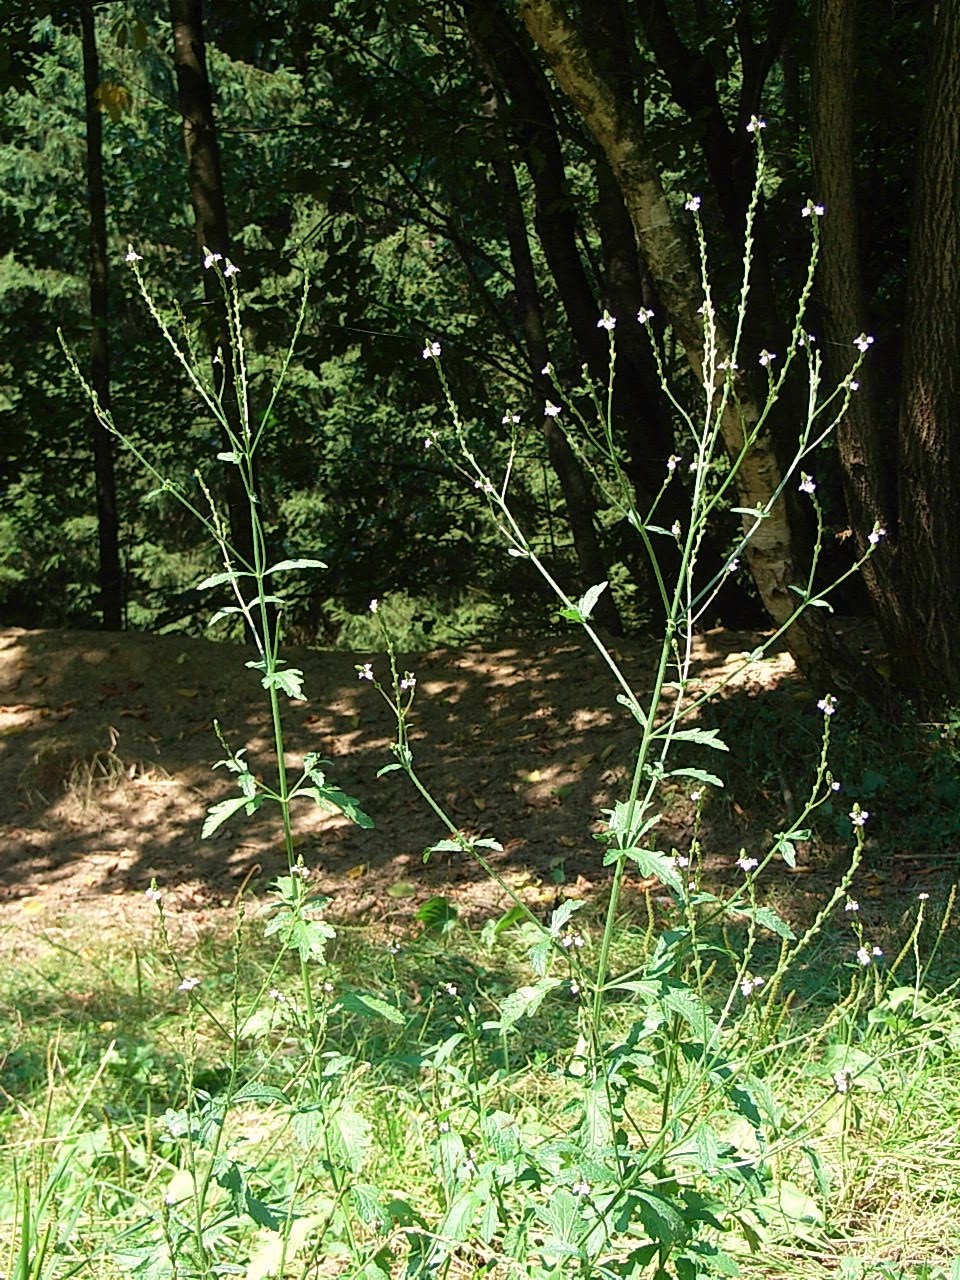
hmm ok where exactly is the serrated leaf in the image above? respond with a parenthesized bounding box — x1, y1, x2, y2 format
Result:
(336, 991, 405, 1025)
(667, 767, 725, 787)
(499, 979, 562, 1029)
(197, 570, 250, 591)
(416, 896, 459, 932)
(616, 692, 648, 726)
(732, 904, 796, 940)
(264, 558, 328, 574)
(262, 668, 305, 699)
(607, 846, 682, 895)
(549, 898, 584, 935)
(209, 605, 244, 627)
(665, 726, 729, 751)
(297, 784, 374, 828)
(202, 794, 258, 839)
(577, 580, 608, 620)
(327, 1102, 373, 1172)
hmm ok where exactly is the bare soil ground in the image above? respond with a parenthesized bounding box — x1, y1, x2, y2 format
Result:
(0, 624, 811, 932)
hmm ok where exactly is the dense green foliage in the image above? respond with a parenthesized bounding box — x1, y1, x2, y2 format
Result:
(2, 1, 945, 665)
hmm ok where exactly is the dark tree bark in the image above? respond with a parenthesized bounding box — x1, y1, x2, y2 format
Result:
(169, 0, 257, 575)
(889, 0, 960, 702)
(810, 0, 905, 640)
(517, 0, 883, 695)
(80, 0, 123, 630)
(464, 9, 623, 633)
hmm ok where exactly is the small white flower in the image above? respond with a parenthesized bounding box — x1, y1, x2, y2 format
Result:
(845, 898, 860, 912)
(571, 1180, 591, 1197)
(684, 195, 702, 212)
(918, 892, 930, 901)
(673, 853, 690, 869)
(849, 378, 861, 391)
(541, 363, 552, 376)
(738, 855, 759, 873)
(178, 976, 201, 992)
(798, 331, 816, 346)
(223, 260, 239, 278)
(856, 944, 882, 966)
(569, 981, 581, 996)
(690, 790, 702, 802)
(544, 401, 561, 417)
(667, 454, 681, 472)
(717, 357, 739, 372)
(443, 982, 458, 997)
(357, 663, 374, 681)
(291, 863, 311, 879)
(125, 246, 143, 263)
(422, 340, 441, 359)
(849, 806, 869, 827)
(637, 307, 655, 324)
(322, 981, 334, 993)
(726, 558, 740, 574)
(740, 975, 765, 998)
(144, 885, 162, 903)
(802, 200, 825, 218)
(746, 115, 767, 133)
(834, 1068, 852, 1093)
(671, 520, 682, 539)
(597, 312, 616, 331)
(831, 780, 841, 791)
(269, 987, 285, 1001)
(369, 597, 379, 613)
(868, 526, 886, 546)
(799, 474, 816, 494)
(203, 251, 222, 269)
(817, 694, 837, 715)
(438, 1119, 451, 1133)
(424, 435, 434, 449)
(400, 671, 417, 691)
(758, 349, 777, 368)
(502, 411, 520, 424)
(854, 333, 874, 354)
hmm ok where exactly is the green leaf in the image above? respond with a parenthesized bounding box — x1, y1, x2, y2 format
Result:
(197, 569, 251, 591)
(498, 979, 563, 1029)
(665, 726, 729, 751)
(578, 580, 608, 620)
(296, 784, 374, 828)
(202, 794, 259, 839)
(336, 991, 405, 1025)
(550, 898, 584, 935)
(616, 692, 648, 726)
(731, 904, 796, 940)
(376, 762, 403, 777)
(264, 558, 328, 574)
(416, 896, 459, 933)
(208, 605, 244, 627)
(326, 1102, 373, 1172)
(261, 667, 306, 699)
(667, 767, 725, 787)
(607, 846, 683, 895)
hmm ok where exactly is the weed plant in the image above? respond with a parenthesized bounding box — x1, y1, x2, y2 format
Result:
(13, 125, 955, 1279)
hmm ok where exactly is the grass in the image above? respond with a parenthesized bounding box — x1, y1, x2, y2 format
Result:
(4, 880, 960, 1280)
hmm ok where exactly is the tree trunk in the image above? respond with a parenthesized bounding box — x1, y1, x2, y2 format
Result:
(810, 0, 905, 640)
(464, 9, 623, 633)
(890, 0, 960, 703)
(169, 0, 257, 576)
(517, 0, 827, 660)
(80, 0, 123, 630)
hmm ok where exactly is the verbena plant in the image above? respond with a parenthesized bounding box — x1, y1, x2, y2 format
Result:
(35, 125, 947, 1280)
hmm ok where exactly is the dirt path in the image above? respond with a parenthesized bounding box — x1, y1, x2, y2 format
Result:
(0, 625, 800, 926)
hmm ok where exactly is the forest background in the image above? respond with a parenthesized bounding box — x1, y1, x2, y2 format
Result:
(1, 0, 958, 711)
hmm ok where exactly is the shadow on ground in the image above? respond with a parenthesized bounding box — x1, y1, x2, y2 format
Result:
(0, 623, 862, 923)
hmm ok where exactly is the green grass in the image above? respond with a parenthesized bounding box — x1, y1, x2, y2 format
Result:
(4, 882, 960, 1280)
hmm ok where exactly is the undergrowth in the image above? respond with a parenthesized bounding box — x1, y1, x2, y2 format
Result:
(11, 122, 957, 1279)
